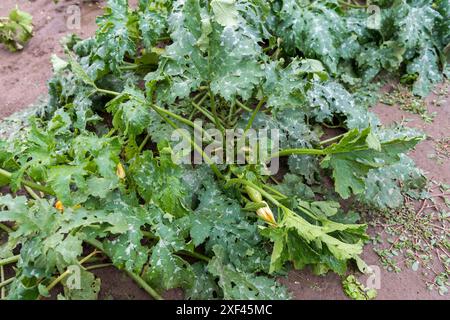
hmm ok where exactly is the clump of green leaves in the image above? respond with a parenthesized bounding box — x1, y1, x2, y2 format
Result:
(342, 275, 377, 300)
(0, 0, 448, 300)
(0, 7, 33, 52)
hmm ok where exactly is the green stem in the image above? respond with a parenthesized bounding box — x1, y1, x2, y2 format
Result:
(0, 223, 13, 234)
(94, 87, 214, 141)
(0, 168, 55, 195)
(319, 133, 346, 145)
(262, 184, 287, 200)
(178, 251, 210, 263)
(96, 88, 120, 97)
(153, 107, 224, 179)
(271, 148, 326, 158)
(138, 133, 151, 153)
(45, 270, 70, 292)
(192, 95, 215, 123)
(24, 186, 41, 201)
(126, 271, 163, 300)
(118, 65, 138, 70)
(244, 97, 267, 132)
(93, 87, 223, 179)
(236, 100, 253, 113)
(0, 255, 19, 267)
(0, 277, 14, 290)
(209, 89, 224, 134)
(157, 36, 171, 42)
(1, 266, 5, 299)
(227, 178, 282, 208)
(228, 101, 236, 123)
(84, 239, 163, 300)
(45, 250, 99, 293)
(150, 103, 214, 141)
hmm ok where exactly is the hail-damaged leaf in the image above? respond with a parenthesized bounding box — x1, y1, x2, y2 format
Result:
(48, 165, 88, 207)
(128, 148, 190, 217)
(185, 262, 221, 300)
(321, 128, 422, 199)
(207, 245, 290, 300)
(60, 269, 101, 300)
(104, 230, 149, 274)
(138, 0, 171, 50)
(146, 0, 264, 104)
(274, 0, 344, 73)
(106, 85, 151, 136)
(359, 154, 426, 209)
(392, 1, 439, 50)
(191, 177, 270, 273)
(91, 0, 137, 73)
(406, 47, 443, 97)
(145, 242, 194, 291)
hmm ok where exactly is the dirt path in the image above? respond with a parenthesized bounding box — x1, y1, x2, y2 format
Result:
(0, 0, 449, 300)
(0, 0, 101, 119)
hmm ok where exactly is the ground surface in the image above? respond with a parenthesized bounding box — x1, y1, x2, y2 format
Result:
(0, 0, 449, 300)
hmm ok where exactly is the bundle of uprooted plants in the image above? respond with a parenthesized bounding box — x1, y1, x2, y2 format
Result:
(0, 0, 448, 300)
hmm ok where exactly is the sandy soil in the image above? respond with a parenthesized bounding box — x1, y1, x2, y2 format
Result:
(0, 0, 449, 300)
(0, 0, 101, 119)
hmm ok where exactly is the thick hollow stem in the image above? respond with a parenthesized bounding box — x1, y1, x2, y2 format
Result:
(244, 97, 267, 132)
(0, 223, 13, 234)
(319, 133, 346, 146)
(0, 255, 20, 267)
(0, 277, 14, 290)
(271, 148, 326, 158)
(0, 168, 55, 195)
(236, 100, 252, 113)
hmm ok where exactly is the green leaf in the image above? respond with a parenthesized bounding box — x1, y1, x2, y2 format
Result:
(321, 128, 422, 199)
(48, 165, 88, 206)
(342, 275, 377, 300)
(211, 0, 239, 27)
(207, 245, 290, 300)
(0, 7, 33, 52)
(406, 47, 443, 97)
(145, 242, 194, 291)
(146, 0, 264, 103)
(359, 154, 426, 209)
(61, 269, 101, 300)
(392, 2, 439, 50)
(68, 56, 96, 88)
(104, 230, 149, 274)
(93, 0, 137, 72)
(138, 0, 171, 50)
(129, 149, 191, 217)
(191, 178, 270, 273)
(185, 262, 221, 300)
(106, 86, 151, 136)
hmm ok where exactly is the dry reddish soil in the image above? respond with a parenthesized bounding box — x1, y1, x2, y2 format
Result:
(1, 0, 449, 300)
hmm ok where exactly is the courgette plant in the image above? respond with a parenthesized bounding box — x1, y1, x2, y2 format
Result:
(0, 0, 447, 300)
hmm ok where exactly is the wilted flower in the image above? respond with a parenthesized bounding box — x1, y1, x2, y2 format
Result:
(245, 186, 277, 226)
(116, 163, 126, 179)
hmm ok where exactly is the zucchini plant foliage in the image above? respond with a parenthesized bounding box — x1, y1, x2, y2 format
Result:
(0, 0, 448, 300)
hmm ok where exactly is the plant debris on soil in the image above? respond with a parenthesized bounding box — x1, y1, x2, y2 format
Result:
(366, 187, 449, 296)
